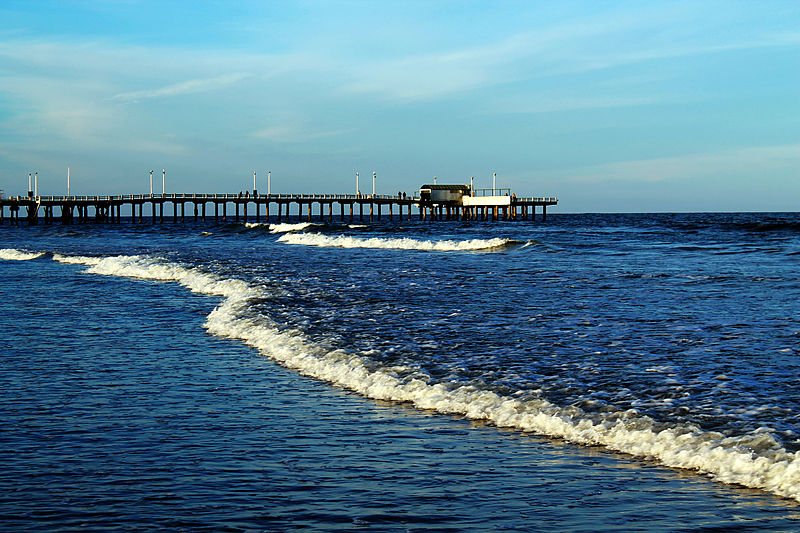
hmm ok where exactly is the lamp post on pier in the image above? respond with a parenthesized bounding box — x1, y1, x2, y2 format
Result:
(149, 170, 153, 197)
(162, 169, 166, 195)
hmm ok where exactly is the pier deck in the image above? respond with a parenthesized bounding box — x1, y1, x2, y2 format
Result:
(0, 193, 557, 225)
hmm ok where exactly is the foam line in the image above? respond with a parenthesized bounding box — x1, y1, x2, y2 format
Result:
(53, 254, 257, 300)
(0, 248, 46, 261)
(49, 252, 800, 502)
(266, 222, 318, 233)
(278, 233, 517, 251)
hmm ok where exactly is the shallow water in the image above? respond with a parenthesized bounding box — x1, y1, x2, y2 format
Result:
(1, 212, 799, 530)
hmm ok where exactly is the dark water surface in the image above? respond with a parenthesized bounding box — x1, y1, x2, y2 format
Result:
(1, 213, 799, 530)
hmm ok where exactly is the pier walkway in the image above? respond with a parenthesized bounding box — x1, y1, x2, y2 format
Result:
(0, 193, 557, 225)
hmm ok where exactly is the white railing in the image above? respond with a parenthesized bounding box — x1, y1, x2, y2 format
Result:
(5, 193, 422, 202)
(513, 197, 559, 203)
(0, 193, 562, 203)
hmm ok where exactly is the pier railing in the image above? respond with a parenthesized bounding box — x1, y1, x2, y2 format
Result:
(1, 191, 557, 225)
(15, 193, 421, 202)
(4, 193, 557, 203)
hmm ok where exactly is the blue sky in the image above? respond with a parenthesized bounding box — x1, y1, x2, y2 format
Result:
(0, 0, 798, 212)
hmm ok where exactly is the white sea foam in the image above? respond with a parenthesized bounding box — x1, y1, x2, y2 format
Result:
(278, 233, 517, 251)
(53, 253, 102, 266)
(53, 254, 257, 301)
(268, 222, 317, 233)
(45, 252, 800, 502)
(0, 248, 45, 261)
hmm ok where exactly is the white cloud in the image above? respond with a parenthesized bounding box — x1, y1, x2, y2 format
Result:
(112, 73, 251, 103)
(554, 144, 800, 185)
(252, 124, 351, 143)
(335, 9, 800, 103)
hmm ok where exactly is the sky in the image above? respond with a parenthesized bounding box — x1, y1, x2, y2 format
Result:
(0, 0, 798, 212)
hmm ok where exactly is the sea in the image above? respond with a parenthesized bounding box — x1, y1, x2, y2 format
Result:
(1, 211, 799, 531)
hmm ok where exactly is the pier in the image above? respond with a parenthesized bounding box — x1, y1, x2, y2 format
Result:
(0, 192, 557, 225)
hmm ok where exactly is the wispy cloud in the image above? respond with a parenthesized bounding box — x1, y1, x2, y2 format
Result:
(112, 73, 251, 103)
(336, 9, 800, 103)
(554, 144, 800, 185)
(252, 124, 351, 143)
(491, 95, 662, 115)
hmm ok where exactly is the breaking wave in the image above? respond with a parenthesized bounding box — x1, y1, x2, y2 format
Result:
(39, 252, 800, 502)
(0, 248, 46, 261)
(278, 233, 519, 251)
(267, 222, 318, 233)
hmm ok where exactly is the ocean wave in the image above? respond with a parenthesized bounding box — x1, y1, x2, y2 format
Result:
(267, 222, 318, 233)
(278, 233, 519, 251)
(42, 252, 800, 502)
(53, 254, 256, 300)
(0, 248, 46, 261)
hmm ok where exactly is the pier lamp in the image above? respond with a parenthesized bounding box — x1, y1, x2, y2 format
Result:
(372, 171, 376, 197)
(268, 171, 271, 195)
(252, 171, 257, 196)
(149, 170, 153, 196)
(162, 169, 166, 195)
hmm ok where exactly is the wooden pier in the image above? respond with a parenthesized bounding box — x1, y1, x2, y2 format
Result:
(0, 193, 557, 225)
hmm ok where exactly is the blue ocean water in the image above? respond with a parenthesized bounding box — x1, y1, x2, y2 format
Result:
(1, 212, 799, 531)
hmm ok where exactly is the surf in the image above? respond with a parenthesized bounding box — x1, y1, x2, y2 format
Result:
(0, 248, 46, 261)
(3, 251, 790, 502)
(277, 233, 520, 251)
